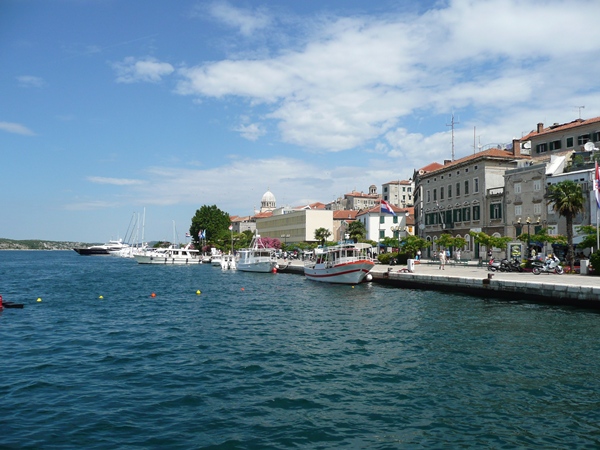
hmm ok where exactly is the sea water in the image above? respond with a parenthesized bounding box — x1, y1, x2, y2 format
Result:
(1, 251, 600, 449)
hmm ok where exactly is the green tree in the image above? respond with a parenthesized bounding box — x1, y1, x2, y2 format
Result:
(469, 231, 512, 255)
(575, 225, 597, 251)
(347, 220, 366, 243)
(399, 235, 431, 259)
(190, 205, 231, 248)
(547, 180, 585, 270)
(314, 227, 332, 246)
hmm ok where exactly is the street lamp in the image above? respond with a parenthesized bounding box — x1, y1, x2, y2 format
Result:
(280, 234, 290, 247)
(526, 217, 531, 258)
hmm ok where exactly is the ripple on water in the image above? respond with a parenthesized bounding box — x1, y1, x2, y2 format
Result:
(2, 252, 600, 448)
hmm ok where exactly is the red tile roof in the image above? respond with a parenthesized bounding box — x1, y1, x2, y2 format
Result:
(425, 148, 529, 175)
(333, 210, 359, 220)
(521, 116, 600, 141)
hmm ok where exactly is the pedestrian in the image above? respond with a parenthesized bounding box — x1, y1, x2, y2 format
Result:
(433, 250, 437, 260)
(416, 250, 421, 261)
(487, 249, 492, 260)
(439, 249, 446, 270)
(455, 249, 461, 261)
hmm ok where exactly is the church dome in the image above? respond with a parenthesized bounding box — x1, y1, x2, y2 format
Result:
(261, 189, 276, 211)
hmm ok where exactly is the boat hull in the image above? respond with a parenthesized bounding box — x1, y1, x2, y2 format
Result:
(73, 248, 111, 255)
(237, 261, 277, 273)
(133, 254, 202, 265)
(304, 260, 374, 284)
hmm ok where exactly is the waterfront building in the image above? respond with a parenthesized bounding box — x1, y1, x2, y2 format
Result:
(230, 215, 256, 234)
(414, 142, 529, 259)
(256, 208, 333, 244)
(356, 203, 413, 251)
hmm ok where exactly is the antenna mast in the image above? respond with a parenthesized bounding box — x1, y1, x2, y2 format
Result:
(575, 105, 585, 119)
(446, 113, 459, 161)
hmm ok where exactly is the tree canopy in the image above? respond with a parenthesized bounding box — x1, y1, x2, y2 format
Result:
(190, 205, 231, 249)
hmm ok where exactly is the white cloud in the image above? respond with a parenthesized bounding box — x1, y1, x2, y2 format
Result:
(87, 176, 146, 186)
(234, 122, 265, 141)
(16, 75, 45, 88)
(0, 121, 35, 136)
(112, 57, 174, 83)
(205, 1, 272, 36)
(171, 0, 600, 157)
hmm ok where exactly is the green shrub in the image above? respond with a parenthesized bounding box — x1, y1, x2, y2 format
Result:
(589, 251, 600, 276)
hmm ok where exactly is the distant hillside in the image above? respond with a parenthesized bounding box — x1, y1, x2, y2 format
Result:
(0, 238, 99, 250)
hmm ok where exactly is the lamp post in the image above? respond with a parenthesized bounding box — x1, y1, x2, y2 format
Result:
(526, 217, 531, 258)
(280, 233, 290, 248)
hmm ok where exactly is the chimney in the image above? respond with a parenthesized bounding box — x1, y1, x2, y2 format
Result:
(512, 139, 521, 157)
(537, 122, 544, 133)
(444, 159, 451, 165)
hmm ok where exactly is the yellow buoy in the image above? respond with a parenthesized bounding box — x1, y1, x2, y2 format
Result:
(196, 290, 201, 295)
(37, 298, 42, 302)
(99, 295, 104, 299)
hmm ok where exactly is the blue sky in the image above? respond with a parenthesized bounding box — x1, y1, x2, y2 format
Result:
(2, 0, 600, 243)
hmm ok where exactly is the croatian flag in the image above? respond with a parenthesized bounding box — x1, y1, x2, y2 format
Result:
(185, 232, 190, 238)
(228, 225, 233, 231)
(595, 161, 600, 209)
(380, 199, 396, 216)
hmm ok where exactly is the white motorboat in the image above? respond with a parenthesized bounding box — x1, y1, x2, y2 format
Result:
(133, 244, 202, 265)
(304, 242, 374, 284)
(73, 239, 129, 255)
(210, 248, 223, 266)
(236, 234, 277, 273)
(221, 253, 236, 270)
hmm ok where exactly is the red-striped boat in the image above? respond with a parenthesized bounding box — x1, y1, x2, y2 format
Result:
(304, 243, 374, 284)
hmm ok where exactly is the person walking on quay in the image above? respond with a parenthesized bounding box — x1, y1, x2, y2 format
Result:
(439, 249, 446, 270)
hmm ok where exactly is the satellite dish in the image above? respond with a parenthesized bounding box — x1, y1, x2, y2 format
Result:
(584, 142, 595, 151)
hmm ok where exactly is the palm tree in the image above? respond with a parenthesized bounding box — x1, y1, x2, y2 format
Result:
(546, 180, 585, 270)
(314, 227, 332, 246)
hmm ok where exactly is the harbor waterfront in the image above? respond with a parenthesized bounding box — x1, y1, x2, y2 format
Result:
(2, 251, 600, 448)
(281, 259, 600, 309)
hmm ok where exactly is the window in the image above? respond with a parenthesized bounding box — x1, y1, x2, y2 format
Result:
(393, 215, 398, 224)
(448, 184, 452, 198)
(534, 203, 542, 215)
(534, 180, 541, 191)
(473, 205, 480, 220)
(384, 195, 388, 201)
(453, 208, 462, 222)
(549, 140, 562, 150)
(456, 182, 460, 196)
(490, 203, 502, 219)
(440, 186, 444, 200)
(464, 180, 469, 195)
(433, 189, 437, 201)
(515, 183, 521, 194)
(578, 134, 591, 145)
(536, 143, 547, 153)
(379, 230, 385, 239)
(515, 205, 522, 216)
(594, 132, 600, 142)
(473, 177, 479, 193)
(567, 137, 574, 147)
(463, 207, 471, 221)
(427, 190, 431, 202)
(380, 215, 385, 224)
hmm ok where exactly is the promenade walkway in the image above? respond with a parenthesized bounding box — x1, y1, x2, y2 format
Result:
(278, 259, 600, 309)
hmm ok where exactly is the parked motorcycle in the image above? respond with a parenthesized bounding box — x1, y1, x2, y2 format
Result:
(532, 258, 564, 275)
(501, 257, 524, 272)
(488, 257, 502, 272)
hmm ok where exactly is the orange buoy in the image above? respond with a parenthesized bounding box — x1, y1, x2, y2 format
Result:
(150, 292, 156, 298)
